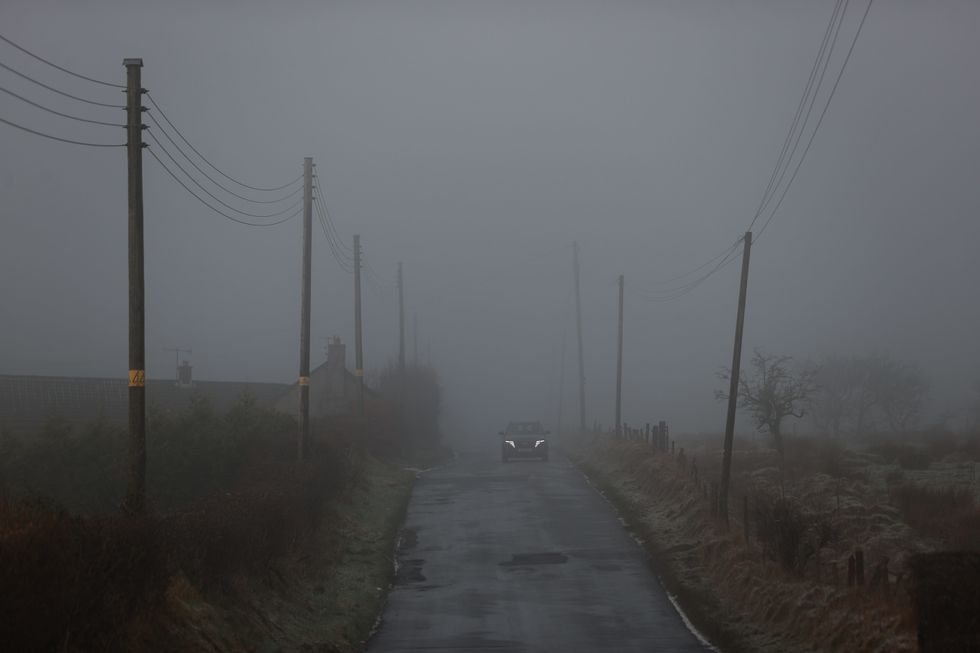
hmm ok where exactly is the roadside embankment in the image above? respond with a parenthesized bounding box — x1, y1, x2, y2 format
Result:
(0, 445, 416, 653)
(566, 437, 917, 653)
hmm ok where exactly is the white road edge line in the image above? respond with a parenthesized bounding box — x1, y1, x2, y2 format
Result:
(579, 469, 720, 653)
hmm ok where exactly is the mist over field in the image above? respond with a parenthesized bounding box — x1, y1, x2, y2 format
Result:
(2, 0, 979, 438)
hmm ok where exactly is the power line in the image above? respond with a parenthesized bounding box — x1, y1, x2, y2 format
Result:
(145, 111, 302, 204)
(756, 0, 874, 242)
(0, 33, 125, 88)
(0, 115, 124, 147)
(751, 0, 851, 232)
(648, 239, 742, 287)
(748, 0, 846, 231)
(146, 130, 302, 218)
(639, 244, 744, 303)
(637, 0, 872, 298)
(145, 93, 300, 192)
(312, 192, 355, 273)
(147, 147, 301, 227)
(0, 85, 125, 127)
(0, 60, 125, 108)
(312, 175, 354, 254)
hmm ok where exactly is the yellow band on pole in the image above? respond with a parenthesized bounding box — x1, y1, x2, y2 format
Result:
(128, 369, 145, 387)
(355, 369, 364, 377)
(298, 376, 310, 386)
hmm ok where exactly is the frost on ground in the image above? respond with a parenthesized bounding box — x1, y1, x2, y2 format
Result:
(567, 435, 925, 653)
(137, 455, 415, 653)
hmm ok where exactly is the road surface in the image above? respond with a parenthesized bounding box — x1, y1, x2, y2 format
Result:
(367, 445, 713, 652)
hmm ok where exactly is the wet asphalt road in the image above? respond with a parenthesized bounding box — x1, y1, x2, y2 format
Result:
(367, 447, 713, 652)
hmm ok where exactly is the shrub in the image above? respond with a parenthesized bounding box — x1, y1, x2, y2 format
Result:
(753, 491, 837, 574)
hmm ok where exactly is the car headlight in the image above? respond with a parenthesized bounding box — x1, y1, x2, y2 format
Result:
(534, 439, 546, 447)
(504, 440, 516, 448)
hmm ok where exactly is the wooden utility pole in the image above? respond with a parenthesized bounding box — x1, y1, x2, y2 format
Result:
(556, 329, 566, 436)
(123, 58, 146, 516)
(298, 156, 313, 461)
(573, 242, 587, 432)
(397, 262, 405, 372)
(413, 313, 418, 366)
(615, 274, 624, 439)
(719, 231, 752, 525)
(353, 234, 364, 417)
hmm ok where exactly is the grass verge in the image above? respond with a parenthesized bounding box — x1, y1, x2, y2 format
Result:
(136, 453, 416, 652)
(565, 438, 916, 653)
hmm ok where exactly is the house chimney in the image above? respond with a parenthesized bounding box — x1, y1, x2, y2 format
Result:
(177, 360, 193, 387)
(327, 336, 346, 371)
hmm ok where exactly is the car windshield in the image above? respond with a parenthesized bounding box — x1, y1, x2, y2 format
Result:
(506, 422, 544, 435)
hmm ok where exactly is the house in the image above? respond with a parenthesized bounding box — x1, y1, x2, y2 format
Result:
(0, 372, 287, 435)
(274, 337, 374, 418)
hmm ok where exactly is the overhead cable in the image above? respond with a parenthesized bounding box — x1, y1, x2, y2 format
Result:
(147, 130, 301, 218)
(0, 115, 124, 146)
(147, 147, 301, 227)
(145, 111, 302, 204)
(0, 85, 125, 127)
(748, 0, 846, 231)
(145, 93, 300, 192)
(0, 61, 125, 108)
(756, 0, 874, 242)
(0, 33, 125, 88)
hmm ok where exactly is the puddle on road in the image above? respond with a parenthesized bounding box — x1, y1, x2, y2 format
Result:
(499, 552, 569, 566)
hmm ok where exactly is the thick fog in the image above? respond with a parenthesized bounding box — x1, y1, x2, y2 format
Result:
(2, 0, 979, 439)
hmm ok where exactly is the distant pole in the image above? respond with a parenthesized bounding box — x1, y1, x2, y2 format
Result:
(573, 242, 587, 432)
(353, 234, 364, 417)
(397, 262, 405, 372)
(123, 57, 146, 515)
(298, 156, 313, 461)
(615, 274, 624, 439)
(413, 313, 419, 366)
(719, 232, 752, 526)
(557, 329, 566, 436)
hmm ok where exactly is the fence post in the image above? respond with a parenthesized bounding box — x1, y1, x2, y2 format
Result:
(743, 495, 749, 542)
(855, 548, 865, 586)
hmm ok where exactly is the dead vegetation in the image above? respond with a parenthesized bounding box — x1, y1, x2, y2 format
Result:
(0, 394, 424, 652)
(568, 433, 939, 653)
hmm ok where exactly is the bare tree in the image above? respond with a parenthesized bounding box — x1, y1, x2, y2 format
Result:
(807, 354, 929, 437)
(867, 355, 928, 433)
(718, 351, 815, 456)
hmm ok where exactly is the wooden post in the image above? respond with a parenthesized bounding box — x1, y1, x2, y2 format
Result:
(719, 232, 753, 527)
(615, 274, 624, 439)
(123, 57, 146, 515)
(573, 242, 587, 432)
(353, 234, 364, 417)
(297, 156, 313, 461)
(855, 548, 865, 586)
(743, 495, 750, 542)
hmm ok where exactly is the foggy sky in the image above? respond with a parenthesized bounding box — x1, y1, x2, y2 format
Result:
(2, 0, 979, 438)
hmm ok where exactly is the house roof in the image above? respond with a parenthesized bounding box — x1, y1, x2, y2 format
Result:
(0, 374, 289, 429)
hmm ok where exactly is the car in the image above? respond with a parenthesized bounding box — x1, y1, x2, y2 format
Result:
(500, 421, 550, 462)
